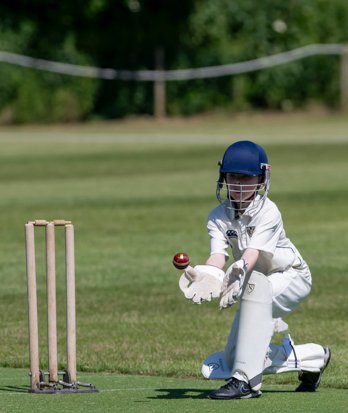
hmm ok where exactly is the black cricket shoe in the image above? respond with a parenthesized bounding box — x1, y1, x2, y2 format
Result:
(209, 377, 262, 400)
(296, 347, 331, 392)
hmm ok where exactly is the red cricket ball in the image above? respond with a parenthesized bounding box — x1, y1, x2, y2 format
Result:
(172, 252, 190, 270)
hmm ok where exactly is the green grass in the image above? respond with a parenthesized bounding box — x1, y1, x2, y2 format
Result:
(0, 112, 347, 410)
(0, 368, 347, 413)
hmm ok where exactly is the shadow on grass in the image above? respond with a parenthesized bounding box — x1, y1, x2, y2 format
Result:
(0, 385, 29, 393)
(149, 387, 296, 400)
(150, 388, 212, 399)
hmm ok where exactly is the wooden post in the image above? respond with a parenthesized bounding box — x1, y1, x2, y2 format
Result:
(154, 47, 166, 119)
(340, 45, 348, 112)
(25, 223, 41, 391)
(46, 222, 58, 383)
(65, 224, 77, 384)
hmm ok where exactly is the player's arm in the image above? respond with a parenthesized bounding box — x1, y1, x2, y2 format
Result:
(206, 249, 259, 272)
(240, 248, 260, 273)
(205, 253, 227, 269)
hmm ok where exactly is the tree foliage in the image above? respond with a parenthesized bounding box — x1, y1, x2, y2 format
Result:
(170, 0, 348, 113)
(0, 0, 347, 122)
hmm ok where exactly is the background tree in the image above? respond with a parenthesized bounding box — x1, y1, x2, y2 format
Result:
(0, 0, 347, 123)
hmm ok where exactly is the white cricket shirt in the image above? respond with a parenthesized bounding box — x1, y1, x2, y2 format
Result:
(207, 196, 306, 275)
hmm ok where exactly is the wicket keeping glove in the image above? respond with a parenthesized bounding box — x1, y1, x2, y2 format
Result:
(220, 259, 248, 309)
(179, 265, 225, 304)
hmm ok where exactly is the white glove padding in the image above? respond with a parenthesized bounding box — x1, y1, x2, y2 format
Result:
(179, 265, 225, 304)
(220, 259, 248, 309)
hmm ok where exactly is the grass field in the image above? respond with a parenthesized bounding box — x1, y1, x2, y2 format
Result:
(0, 111, 347, 411)
(0, 368, 347, 413)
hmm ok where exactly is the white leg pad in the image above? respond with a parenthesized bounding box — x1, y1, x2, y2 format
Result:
(264, 334, 326, 374)
(223, 313, 287, 371)
(201, 314, 288, 380)
(202, 334, 326, 379)
(201, 271, 287, 382)
(201, 310, 239, 380)
(201, 351, 232, 379)
(273, 317, 288, 333)
(224, 310, 240, 370)
(232, 271, 274, 391)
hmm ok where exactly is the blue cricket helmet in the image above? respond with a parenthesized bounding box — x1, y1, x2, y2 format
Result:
(220, 140, 269, 176)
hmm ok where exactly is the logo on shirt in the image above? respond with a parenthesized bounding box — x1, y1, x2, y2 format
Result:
(226, 229, 238, 239)
(246, 226, 255, 238)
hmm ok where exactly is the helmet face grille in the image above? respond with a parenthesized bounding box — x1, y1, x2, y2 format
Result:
(216, 172, 270, 213)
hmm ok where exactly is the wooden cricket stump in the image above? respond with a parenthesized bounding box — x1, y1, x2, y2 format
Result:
(25, 219, 97, 393)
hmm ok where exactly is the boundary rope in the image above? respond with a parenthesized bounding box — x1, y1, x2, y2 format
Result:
(0, 44, 345, 81)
